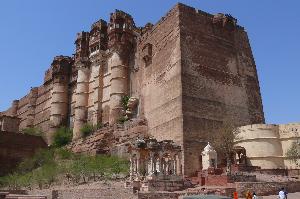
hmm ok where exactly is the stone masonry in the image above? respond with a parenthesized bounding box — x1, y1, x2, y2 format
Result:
(1, 3, 264, 176)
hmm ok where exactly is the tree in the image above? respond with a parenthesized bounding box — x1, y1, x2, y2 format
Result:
(286, 141, 300, 167)
(80, 123, 95, 137)
(53, 127, 73, 147)
(209, 121, 240, 175)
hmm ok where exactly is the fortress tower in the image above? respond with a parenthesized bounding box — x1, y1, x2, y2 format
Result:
(107, 10, 135, 124)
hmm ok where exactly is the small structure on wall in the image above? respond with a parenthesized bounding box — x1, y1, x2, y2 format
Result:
(201, 142, 217, 170)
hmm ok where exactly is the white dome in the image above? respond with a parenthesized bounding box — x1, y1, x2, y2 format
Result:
(203, 142, 216, 152)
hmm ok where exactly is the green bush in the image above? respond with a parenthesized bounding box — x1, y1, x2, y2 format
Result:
(53, 127, 73, 147)
(121, 95, 130, 110)
(118, 115, 129, 124)
(0, 148, 129, 188)
(22, 127, 43, 136)
(33, 163, 59, 189)
(17, 149, 55, 174)
(95, 122, 103, 130)
(80, 123, 94, 137)
(55, 148, 73, 160)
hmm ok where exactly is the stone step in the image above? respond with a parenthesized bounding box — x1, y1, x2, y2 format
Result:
(5, 194, 47, 199)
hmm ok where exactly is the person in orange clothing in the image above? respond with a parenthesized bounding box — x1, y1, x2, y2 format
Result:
(245, 190, 253, 199)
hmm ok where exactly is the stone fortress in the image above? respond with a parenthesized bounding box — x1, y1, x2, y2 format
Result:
(1, 3, 299, 176)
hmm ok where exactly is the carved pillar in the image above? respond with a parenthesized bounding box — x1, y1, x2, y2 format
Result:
(173, 154, 178, 175)
(107, 10, 135, 124)
(136, 152, 140, 178)
(159, 153, 163, 175)
(178, 153, 183, 175)
(130, 155, 135, 180)
(73, 66, 90, 140)
(148, 152, 154, 176)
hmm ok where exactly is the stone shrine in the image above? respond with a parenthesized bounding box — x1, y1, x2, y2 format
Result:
(127, 138, 184, 192)
(201, 142, 217, 170)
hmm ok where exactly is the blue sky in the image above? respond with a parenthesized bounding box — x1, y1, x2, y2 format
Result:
(0, 0, 299, 124)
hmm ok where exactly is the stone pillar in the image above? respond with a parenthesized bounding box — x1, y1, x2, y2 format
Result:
(130, 155, 134, 180)
(159, 153, 163, 175)
(136, 153, 140, 177)
(173, 154, 178, 175)
(178, 153, 183, 175)
(107, 10, 135, 124)
(73, 66, 90, 140)
(148, 152, 154, 176)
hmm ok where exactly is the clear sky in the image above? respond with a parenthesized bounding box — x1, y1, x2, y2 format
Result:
(0, 0, 299, 124)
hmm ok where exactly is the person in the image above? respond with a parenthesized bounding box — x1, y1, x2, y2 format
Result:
(252, 192, 257, 199)
(245, 190, 252, 199)
(278, 187, 287, 199)
(284, 190, 288, 199)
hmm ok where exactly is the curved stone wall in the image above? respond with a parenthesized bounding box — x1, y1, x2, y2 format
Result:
(236, 123, 300, 169)
(73, 67, 90, 140)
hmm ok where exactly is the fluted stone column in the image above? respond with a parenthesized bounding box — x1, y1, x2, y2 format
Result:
(73, 66, 90, 140)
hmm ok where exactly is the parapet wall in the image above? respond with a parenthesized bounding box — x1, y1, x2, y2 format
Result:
(236, 123, 300, 169)
(0, 132, 47, 176)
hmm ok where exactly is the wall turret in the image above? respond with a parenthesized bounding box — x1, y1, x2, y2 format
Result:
(75, 31, 90, 63)
(49, 56, 73, 144)
(108, 10, 136, 124)
(88, 19, 108, 126)
(73, 31, 91, 140)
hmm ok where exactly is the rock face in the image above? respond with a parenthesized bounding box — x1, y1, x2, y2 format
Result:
(1, 3, 264, 175)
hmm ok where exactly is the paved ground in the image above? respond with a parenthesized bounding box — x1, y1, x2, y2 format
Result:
(261, 192, 300, 199)
(241, 192, 300, 199)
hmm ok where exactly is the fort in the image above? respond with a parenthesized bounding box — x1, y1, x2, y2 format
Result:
(1, 2, 292, 177)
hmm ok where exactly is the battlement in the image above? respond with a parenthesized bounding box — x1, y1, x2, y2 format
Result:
(108, 9, 135, 32)
(91, 19, 107, 30)
(76, 31, 89, 41)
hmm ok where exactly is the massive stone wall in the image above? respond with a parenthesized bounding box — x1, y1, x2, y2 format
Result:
(132, 5, 183, 145)
(178, 4, 264, 175)
(0, 132, 47, 176)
